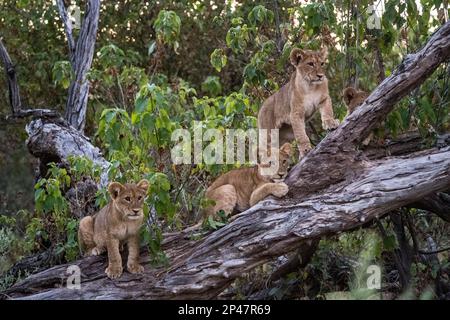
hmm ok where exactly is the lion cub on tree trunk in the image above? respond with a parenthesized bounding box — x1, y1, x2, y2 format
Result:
(78, 179, 149, 279)
(343, 86, 369, 115)
(258, 47, 339, 159)
(343, 86, 373, 145)
(203, 142, 292, 221)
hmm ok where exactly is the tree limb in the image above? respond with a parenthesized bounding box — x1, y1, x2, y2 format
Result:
(0, 37, 22, 114)
(411, 192, 450, 222)
(64, 0, 100, 132)
(2, 147, 450, 299)
(0, 37, 61, 120)
(56, 0, 76, 66)
(25, 118, 110, 188)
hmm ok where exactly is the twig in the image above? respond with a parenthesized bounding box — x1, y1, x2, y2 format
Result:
(376, 217, 410, 289)
(273, 0, 283, 54)
(418, 247, 450, 255)
(5, 109, 60, 120)
(0, 37, 22, 114)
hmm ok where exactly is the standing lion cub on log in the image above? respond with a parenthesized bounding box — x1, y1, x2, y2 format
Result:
(78, 179, 149, 279)
(258, 47, 340, 158)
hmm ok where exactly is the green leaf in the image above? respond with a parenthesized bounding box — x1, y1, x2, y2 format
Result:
(383, 234, 397, 251)
(153, 10, 181, 49)
(248, 5, 274, 26)
(210, 49, 227, 72)
(201, 76, 222, 96)
(135, 97, 149, 114)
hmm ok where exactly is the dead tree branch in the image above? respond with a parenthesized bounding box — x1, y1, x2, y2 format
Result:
(61, 0, 100, 132)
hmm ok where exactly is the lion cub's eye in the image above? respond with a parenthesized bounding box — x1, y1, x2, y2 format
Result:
(125, 196, 131, 202)
(307, 62, 314, 67)
(138, 196, 142, 201)
(321, 62, 324, 66)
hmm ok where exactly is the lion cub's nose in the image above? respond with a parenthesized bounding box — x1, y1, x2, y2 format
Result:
(317, 74, 324, 79)
(132, 209, 140, 214)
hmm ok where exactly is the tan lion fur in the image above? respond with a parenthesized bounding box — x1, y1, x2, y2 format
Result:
(78, 179, 149, 279)
(258, 47, 339, 159)
(186, 143, 292, 231)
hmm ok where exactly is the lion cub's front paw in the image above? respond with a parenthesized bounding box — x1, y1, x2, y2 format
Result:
(105, 265, 123, 279)
(272, 183, 289, 198)
(298, 143, 312, 159)
(127, 262, 144, 274)
(322, 118, 340, 130)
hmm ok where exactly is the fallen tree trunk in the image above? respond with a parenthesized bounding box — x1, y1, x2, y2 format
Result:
(1, 18, 449, 301)
(2, 147, 449, 299)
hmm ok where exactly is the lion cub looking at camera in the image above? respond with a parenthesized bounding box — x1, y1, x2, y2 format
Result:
(78, 179, 149, 279)
(204, 142, 292, 220)
(258, 47, 340, 159)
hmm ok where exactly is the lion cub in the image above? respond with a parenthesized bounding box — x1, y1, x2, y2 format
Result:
(258, 47, 340, 159)
(203, 142, 292, 220)
(343, 86, 369, 116)
(343, 86, 373, 145)
(78, 179, 149, 279)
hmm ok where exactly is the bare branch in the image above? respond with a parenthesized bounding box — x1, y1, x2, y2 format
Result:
(64, 0, 101, 132)
(25, 119, 110, 188)
(0, 37, 22, 114)
(5, 109, 60, 120)
(3, 147, 450, 299)
(56, 0, 76, 66)
(418, 247, 450, 255)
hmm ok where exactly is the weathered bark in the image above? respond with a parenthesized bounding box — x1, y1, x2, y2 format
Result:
(56, 0, 76, 66)
(25, 118, 110, 187)
(267, 129, 444, 281)
(61, 0, 100, 132)
(0, 37, 21, 113)
(2, 147, 450, 299)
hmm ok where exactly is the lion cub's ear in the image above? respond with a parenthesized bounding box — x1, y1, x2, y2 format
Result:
(108, 182, 124, 200)
(280, 143, 292, 156)
(320, 47, 328, 60)
(290, 48, 305, 66)
(137, 179, 150, 193)
(343, 87, 357, 106)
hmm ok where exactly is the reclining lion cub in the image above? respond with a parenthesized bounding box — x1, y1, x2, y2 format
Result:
(78, 179, 149, 279)
(258, 47, 340, 159)
(186, 143, 292, 231)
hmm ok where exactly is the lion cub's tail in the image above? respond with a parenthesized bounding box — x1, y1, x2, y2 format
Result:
(78, 216, 95, 254)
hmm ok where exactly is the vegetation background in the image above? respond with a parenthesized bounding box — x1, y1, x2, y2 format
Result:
(0, 0, 449, 299)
